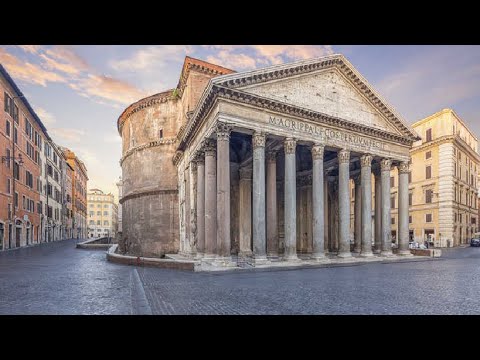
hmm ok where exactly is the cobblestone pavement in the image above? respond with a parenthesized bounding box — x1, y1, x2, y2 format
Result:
(1, 240, 480, 314)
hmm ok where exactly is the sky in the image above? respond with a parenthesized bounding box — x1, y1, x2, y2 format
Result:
(1, 45, 479, 200)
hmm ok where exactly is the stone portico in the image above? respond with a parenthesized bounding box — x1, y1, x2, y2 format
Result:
(173, 54, 420, 269)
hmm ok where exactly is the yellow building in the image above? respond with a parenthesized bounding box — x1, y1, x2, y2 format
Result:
(393, 109, 479, 247)
(87, 188, 118, 238)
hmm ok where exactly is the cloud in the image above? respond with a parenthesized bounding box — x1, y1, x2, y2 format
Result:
(104, 132, 122, 143)
(110, 45, 193, 72)
(39, 53, 82, 76)
(17, 45, 42, 54)
(0, 47, 66, 86)
(49, 128, 86, 143)
(35, 107, 57, 127)
(206, 50, 257, 70)
(73, 74, 148, 105)
(45, 45, 90, 71)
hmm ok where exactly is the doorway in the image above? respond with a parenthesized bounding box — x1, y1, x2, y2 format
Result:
(8, 224, 12, 249)
(0, 223, 4, 250)
(409, 230, 414, 242)
(15, 227, 21, 247)
(26, 226, 30, 245)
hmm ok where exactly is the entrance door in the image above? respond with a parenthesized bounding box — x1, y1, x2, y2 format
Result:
(26, 227, 30, 245)
(425, 229, 435, 247)
(8, 224, 12, 249)
(0, 223, 4, 250)
(15, 227, 21, 247)
(409, 230, 414, 242)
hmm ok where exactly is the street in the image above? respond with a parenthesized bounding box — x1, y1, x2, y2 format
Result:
(1, 239, 480, 314)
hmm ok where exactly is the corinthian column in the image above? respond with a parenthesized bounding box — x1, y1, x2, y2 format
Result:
(353, 175, 362, 254)
(239, 166, 252, 256)
(216, 123, 232, 260)
(374, 169, 382, 254)
(252, 132, 267, 263)
(284, 137, 298, 261)
(360, 154, 374, 257)
(266, 151, 278, 258)
(398, 161, 411, 256)
(203, 139, 217, 259)
(311, 144, 325, 260)
(195, 151, 205, 259)
(337, 149, 352, 258)
(380, 159, 393, 256)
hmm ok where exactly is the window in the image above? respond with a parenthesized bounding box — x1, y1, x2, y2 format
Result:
(54, 170, 59, 182)
(103, 211, 108, 216)
(26, 142, 34, 159)
(390, 176, 395, 188)
(97, 220, 101, 225)
(391, 217, 395, 225)
(22, 195, 26, 210)
(97, 211, 101, 215)
(25, 170, 33, 188)
(14, 192, 18, 208)
(7, 178, 11, 194)
(13, 104, 18, 123)
(47, 165, 53, 176)
(391, 196, 396, 209)
(425, 189, 433, 204)
(409, 193, 413, 206)
(97, 204, 101, 208)
(409, 216, 412, 224)
(89, 204, 94, 208)
(4, 92, 11, 113)
(104, 221, 109, 226)
(426, 214, 432, 223)
(53, 152, 57, 165)
(426, 128, 432, 142)
(104, 204, 108, 208)
(47, 206, 53, 218)
(472, 217, 477, 225)
(426, 165, 431, 179)
(38, 201, 42, 214)
(426, 151, 431, 159)
(47, 184, 52, 196)
(89, 220, 95, 225)
(13, 127, 17, 144)
(6, 119, 10, 136)
(460, 214, 463, 223)
(159, 129, 163, 139)
(6, 149, 10, 168)
(13, 162, 20, 181)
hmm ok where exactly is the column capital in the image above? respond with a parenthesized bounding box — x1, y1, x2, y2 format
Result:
(239, 166, 253, 180)
(202, 138, 216, 157)
(380, 158, 392, 172)
(311, 144, 325, 160)
(252, 131, 266, 148)
(193, 150, 205, 164)
(266, 151, 277, 163)
(216, 122, 232, 141)
(338, 149, 350, 164)
(360, 154, 373, 167)
(284, 137, 296, 155)
(398, 161, 410, 174)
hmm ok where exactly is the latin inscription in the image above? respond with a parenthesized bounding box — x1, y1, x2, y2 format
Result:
(268, 116, 384, 150)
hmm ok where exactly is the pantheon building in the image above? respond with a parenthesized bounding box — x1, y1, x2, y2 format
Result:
(117, 54, 420, 266)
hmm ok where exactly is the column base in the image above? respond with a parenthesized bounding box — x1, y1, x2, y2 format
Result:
(353, 246, 361, 254)
(311, 253, 327, 261)
(337, 251, 352, 258)
(202, 253, 217, 260)
(397, 250, 413, 257)
(283, 254, 301, 262)
(359, 251, 374, 258)
(380, 250, 393, 257)
(252, 255, 269, 265)
(213, 256, 236, 267)
(373, 248, 381, 254)
(239, 250, 253, 257)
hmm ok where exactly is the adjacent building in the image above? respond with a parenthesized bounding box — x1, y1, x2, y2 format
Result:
(44, 141, 64, 241)
(87, 188, 118, 238)
(64, 162, 74, 239)
(63, 148, 88, 239)
(116, 177, 123, 236)
(392, 109, 479, 247)
(118, 54, 420, 263)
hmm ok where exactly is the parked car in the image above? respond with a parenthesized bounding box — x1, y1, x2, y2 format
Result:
(470, 238, 480, 247)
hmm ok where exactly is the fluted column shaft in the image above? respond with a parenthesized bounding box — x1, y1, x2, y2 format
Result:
(398, 162, 411, 256)
(252, 132, 267, 261)
(284, 138, 298, 261)
(239, 166, 252, 256)
(312, 144, 325, 260)
(266, 152, 278, 257)
(381, 159, 393, 256)
(195, 153, 205, 258)
(204, 140, 217, 258)
(338, 149, 351, 258)
(354, 176, 362, 254)
(360, 154, 374, 257)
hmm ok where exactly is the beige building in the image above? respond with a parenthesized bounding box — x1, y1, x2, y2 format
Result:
(394, 109, 478, 247)
(87, 188, 118, 238)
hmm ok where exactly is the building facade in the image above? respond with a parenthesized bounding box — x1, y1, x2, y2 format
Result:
(62, 148, 88, 239)
(64, 162, 74, 239)
(44, 141, 64, 242)
(118, 55, 419, 262)
(0, 64, 50, 250)
(87, 188, 118, 238)
(394, 109, 479, 247)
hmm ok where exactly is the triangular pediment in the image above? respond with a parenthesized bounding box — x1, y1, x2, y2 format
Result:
(241, 68, 399, 134)
(212, 54, 419, 141)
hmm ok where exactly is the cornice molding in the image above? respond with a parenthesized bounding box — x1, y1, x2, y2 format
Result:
(119, 138, 176, 166)
(117, 90, 175, 134)
(411, 135, 480, 162)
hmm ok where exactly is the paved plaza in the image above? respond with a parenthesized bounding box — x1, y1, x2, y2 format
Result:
(1, 239, 479, 315)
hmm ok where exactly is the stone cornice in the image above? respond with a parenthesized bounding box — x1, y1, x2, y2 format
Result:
(411, 135, 480, 162)
(178, 85, 415, 151)
(119, 137, 176, 166)
(172, 150, 184, 167)
(212, 54, 419, 142)
(117, 90, 175, 134)
(120, 189, 178, 204)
